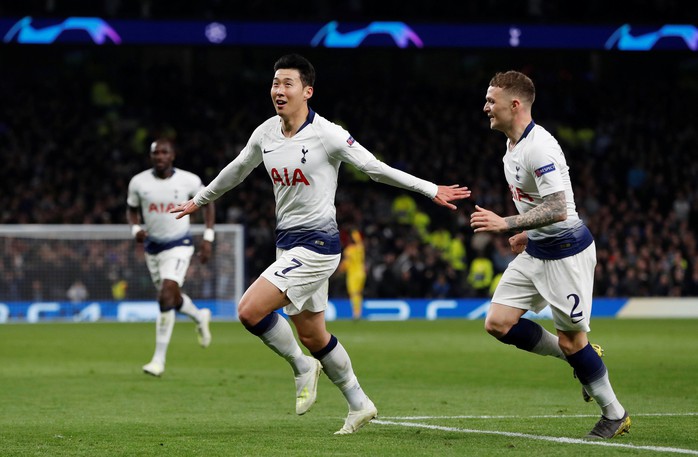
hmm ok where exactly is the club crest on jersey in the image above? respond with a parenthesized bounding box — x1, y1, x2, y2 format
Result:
(534, 163, 556, 177)
(271, 167, 310, 186)
(346, 135, 355, 146)
(301, 146, 308, 163)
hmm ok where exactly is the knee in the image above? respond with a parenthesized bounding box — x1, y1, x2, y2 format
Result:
(237, 298, 256, 327)
(158, 284, 180, 311)
(237, 296, 271, 328)
(484, 316, 512, 339)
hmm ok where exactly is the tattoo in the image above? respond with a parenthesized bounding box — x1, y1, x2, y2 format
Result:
(504, 191, 566, 231)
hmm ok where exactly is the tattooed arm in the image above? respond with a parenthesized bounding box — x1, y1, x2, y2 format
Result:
(470, 191, 567, 234)
(504, 191, 567, 231)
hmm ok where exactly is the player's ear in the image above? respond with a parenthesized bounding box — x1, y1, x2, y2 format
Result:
(304, 85, 314, 101)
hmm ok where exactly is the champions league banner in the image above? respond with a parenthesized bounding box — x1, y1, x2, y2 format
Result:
(2, 298, 697, 323)
(1, 17, 697, 51)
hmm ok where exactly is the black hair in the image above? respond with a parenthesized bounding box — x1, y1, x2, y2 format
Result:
(273, 54, 316, 87)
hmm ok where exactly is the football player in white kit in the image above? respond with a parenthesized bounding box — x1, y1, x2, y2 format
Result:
(172, 54, 471, 434)
(127, 138, 216, 377)
(471, 71, 631, 440)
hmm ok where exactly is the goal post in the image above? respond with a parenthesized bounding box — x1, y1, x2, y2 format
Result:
(0, 224, 244, 323)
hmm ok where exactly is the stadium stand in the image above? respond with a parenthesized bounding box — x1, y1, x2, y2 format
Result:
(1, 4, 697, 300)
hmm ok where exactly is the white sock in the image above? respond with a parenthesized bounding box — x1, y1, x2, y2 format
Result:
(584, 372, 625, 420)
(531, 328, 566, 360)
(178, 293, 201, 322)
(260, 316, 309, 376)
(153, 309, 175, 364)
(319, 341, 369, 411)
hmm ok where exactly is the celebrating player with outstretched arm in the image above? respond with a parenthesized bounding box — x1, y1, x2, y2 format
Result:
(172, 54, 470, 435)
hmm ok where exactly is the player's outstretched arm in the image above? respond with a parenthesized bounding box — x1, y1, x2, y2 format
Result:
(170, 199, 200, 219)
(432, 185, 472, 210)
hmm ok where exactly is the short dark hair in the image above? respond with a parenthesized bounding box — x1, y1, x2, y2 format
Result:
(274, 54, 316, 87)
(489, 71, 535, 104)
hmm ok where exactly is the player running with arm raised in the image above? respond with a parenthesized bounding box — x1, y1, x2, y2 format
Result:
(172, 54, 470, 434)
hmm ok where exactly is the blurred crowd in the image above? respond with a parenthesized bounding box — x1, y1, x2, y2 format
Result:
(1, 44, 697, 301)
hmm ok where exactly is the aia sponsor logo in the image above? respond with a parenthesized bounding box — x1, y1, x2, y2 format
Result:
(271, 168, 310, 186)
(148, 202, 179, 213)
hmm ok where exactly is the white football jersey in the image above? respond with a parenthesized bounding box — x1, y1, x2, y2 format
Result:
(127, 168, 204, 243)
(195, 109, 438, 254)
(503, 122, 581, 240)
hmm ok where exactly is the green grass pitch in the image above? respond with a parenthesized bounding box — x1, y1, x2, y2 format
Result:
(1, 319, 697, 456)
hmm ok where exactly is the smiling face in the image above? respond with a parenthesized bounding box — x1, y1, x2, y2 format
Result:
(483, 85, 515, 133)
(270, 68, 313, 120)
(483, 71, 536, 141)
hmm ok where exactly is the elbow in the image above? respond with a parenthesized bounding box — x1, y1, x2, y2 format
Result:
(360, 160, 385, 183)
(362, 170, 382, 184)
(554, 211, 568, 223)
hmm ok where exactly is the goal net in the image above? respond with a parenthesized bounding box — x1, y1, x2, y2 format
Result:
(0, 224, 244, 322)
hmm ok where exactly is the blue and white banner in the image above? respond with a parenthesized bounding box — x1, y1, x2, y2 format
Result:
(1, 297, 696, 323)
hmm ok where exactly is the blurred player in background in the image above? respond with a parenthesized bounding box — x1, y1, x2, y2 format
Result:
(339, 229, 366, 320)
(172, 54, 470, 434)
(127, 138, 215, 377)
(471, 71, 630, 440)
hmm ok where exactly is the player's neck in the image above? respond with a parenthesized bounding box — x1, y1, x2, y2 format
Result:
(153, 167, 174, 179)
(507, 116, 533, 148)
(280, 106, 309, 138)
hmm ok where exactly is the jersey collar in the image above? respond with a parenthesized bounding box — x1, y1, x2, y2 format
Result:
(517, 120, 536, 144)
(296, 108, 316, 134)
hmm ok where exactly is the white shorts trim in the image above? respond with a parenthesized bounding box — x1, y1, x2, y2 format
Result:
(491, 242, 596, 332)
(144, 245, 194, 288)
(260, 246, 340, 316)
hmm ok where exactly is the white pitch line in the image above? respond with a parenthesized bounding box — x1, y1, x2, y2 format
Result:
(380, 412, 698, 420)
(373, 420, 698, 455)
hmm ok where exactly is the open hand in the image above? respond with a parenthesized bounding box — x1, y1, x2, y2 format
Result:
(432, 184, 471, 210)
(170, 199, 200, 219)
